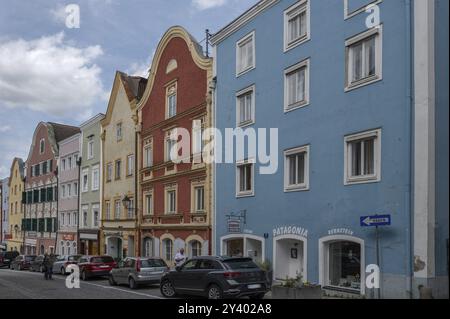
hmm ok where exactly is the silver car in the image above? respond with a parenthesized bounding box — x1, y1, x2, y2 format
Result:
(52, 255, 82, 275)
(109, 257, 169, 289)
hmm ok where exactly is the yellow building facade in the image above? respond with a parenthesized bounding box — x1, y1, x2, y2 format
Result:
(7, 158, 25, 252)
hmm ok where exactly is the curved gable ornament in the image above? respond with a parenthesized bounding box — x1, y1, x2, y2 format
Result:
(166, 59, 178, 74)
(137, 26, 212, 111)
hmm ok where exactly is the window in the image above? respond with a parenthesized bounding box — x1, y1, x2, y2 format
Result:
(194, 186, 205, 212)
(42, 161, 47, 175)
(114, 200, 121, 219)
(236, 85, 255, 127)
(236, 31, 255, 76)
(344, 0, 382, 20)
(61, 185, 66, 199)
(345, 26, 382, 91)
(127, 198, 134, 219)
(284, 59, 310, 112)
(344, 129, 381, 185)
(88, 141, 94, 159)
(284, 0, 310, 51)
(116, 122, 123, 141)
(106, 163, 113, 182)
(62, 159, 66, 171)
(93, 206, 99, 227)
(190, 241, 202, 258)
(165, 130, 177, 162)
(143, 238, 154, 257)
(67, 184, 72, 197)
(82, 169, 89, 192)
(163, 239, 173, 261)
(327, 241, 361, 290)
(165, 186, 177, 214)
(284, 145, 310, 192)
(115, 160, 121, 180)
(144, 193, 153, 215)
(166, 84, 177, 118)
(92, 166, 99, 191)
(236, 161, 254, 197)
(127, 155, 134, 176)
(74, 154, 79, 167)
(72, 212, 77, 227)
(39, 139, 45, 154)
(192, 118, 205, 155)
(74, 182, 78, 196)
(68, 157, 72, 170)
(105, 201, 111, 220)
(83, 210, 88, 227)
(144, 140, 153, 168)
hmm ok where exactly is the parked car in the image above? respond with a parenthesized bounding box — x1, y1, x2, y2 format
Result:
(78, 255, 116, 280)
(29, 255, 46, 272)
(109, 257, 169, 289)
(0, 251, 20, 268)
(10, 255, 36, 271)
(52, 255, 82, 275)
(160, 256, 269, 299)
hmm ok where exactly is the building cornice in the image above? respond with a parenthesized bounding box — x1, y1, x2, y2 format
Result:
(210, 0, 279, 45)
(80, 113, 106, 130)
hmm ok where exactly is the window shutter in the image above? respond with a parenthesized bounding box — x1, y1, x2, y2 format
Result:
(38, 218, 45, 232)
(22, 192, 26, 204)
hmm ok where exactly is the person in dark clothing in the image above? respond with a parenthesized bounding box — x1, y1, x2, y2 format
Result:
(43, 253, 54, 280)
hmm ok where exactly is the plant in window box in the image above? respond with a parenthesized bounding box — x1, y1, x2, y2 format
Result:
(272, 273, 322, 299)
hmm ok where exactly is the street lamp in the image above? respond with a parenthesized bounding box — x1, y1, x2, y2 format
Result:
(122, 195, 131, 209)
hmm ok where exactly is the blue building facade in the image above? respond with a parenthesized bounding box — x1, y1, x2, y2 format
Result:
(211, 0, 448, 298)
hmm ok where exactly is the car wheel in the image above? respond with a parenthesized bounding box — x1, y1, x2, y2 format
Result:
(81, 270, 88, 281)
(249, 293, 266, 299)
(129, 277, 138, 290)
(207, 284, 223, 299)
(61, 267, 66, 275)
(160, 280, 176, 298)
(108, 275, 117, 286)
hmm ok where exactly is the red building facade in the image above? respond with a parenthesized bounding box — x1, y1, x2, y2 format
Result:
(137, 26, 213, 265)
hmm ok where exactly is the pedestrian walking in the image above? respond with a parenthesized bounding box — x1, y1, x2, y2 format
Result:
(43, 253, 54, 280)
(174, 248, 186, 267)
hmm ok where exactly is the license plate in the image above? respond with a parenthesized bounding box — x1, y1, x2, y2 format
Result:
(99, 265, 109, 268)
(248, 284, 261, 289)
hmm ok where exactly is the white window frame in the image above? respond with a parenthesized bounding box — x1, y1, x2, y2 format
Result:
(192, 118, 205, 156)
(165, 129, 178, 162)
(344, 0, 382, 20)
(345, 26, 383, 92)
(127, 154, 134, 176)
(116, 122, 123, 142)
(87, 141, 94, 160)
(144, 191, 154, 216)
(284, 0, 311, 52)
(92, 204, 100, 228)
(284, 58, 310, 112)
(114, 199, 121, 219)
(166, 83, 177, 119)
(236, 31, 256, 77)
(236, 160, 255, 198)
(236, 85, 256, 127)
(81, 205, 88, 228)
(106, 163, 113, 182)
(82, 169, 89, 193)
(143, 139, 153, 168)
(284, 145, 310, 192)
(344, 128, 381, 185)
(91, 165, 99, 191)
(105, 201, 111, 220)
(165, 184, 177, 214)
(61, 185, 66, 199)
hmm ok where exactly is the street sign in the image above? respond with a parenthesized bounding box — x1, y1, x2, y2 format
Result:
(360, 214, 391, 227)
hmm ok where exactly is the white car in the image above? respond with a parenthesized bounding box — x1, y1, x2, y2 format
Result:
(52, 255, 82, 275)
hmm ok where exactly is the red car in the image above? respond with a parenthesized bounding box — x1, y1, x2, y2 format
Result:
(10, 255, 36, 271)
(78, 255, 117, 280)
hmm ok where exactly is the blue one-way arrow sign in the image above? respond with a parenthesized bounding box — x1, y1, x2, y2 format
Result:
(360, 214, 391, 227)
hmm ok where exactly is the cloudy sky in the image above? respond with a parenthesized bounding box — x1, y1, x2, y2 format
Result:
(0, 0, 256, 178)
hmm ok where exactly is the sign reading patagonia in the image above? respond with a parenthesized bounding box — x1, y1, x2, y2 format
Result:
(273, 226, 308, 238)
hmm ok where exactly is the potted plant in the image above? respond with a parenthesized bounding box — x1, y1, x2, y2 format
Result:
(272, 273, 322, 299)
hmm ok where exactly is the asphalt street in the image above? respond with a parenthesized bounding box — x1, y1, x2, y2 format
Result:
(0, 268, 165, 299)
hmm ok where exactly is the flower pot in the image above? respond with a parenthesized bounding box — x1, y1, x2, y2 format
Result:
(271, 285, 297, 299)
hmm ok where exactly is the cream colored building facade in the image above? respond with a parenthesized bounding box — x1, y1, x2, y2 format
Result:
(7, 158, 25, 252)
(100, 71, 146, 259)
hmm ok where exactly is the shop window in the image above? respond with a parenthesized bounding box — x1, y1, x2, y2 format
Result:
(328, 241, 361, 290)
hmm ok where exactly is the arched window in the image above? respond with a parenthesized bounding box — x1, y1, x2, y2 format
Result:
(163, 239, 173, 261)
(143, 238, 153, 257)
(189, 240, 202, 258)
(40, 245, 45, 255)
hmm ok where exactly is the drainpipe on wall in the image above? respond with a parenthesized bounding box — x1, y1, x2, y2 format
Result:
(76, 157, 82, 254)
(54, 165, 59, 253)
(135, 121, 140, 257)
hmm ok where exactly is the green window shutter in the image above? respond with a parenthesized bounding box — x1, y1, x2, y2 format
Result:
(49, 160, 53, 173)
(33, 190, 39, 203)
(45, 218, 52, 232)
(40, 189, 46, 202)
(27, 191, 32, 204)
(38, 218, 45, 232)
(33, 219, 38, 231)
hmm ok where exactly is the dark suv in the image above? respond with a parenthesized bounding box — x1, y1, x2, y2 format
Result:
(0, 251, 19, 268)
(160, 256, 268, 299)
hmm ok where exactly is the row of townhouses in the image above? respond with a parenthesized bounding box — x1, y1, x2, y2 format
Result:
(0, 0, 448, 299)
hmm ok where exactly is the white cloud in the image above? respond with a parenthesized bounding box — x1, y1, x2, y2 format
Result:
(49, 5, 67, 24)
(0, 32, 107, 117)
(0, 165, 8, 178)
(0, 125, 11, 133)
(192, 0, 228, 10)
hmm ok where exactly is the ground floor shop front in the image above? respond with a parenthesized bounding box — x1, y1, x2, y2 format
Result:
(79, 230, 99, 255)
(24, 236, 56, 255)
(140, 228, 211, 267)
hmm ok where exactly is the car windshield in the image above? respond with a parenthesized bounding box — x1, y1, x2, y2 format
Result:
(141, 259, 167, 268)
(25, 256, 36, 261)
(91, 256, 114, 263)
(223, 258, 258, 269)
(69, 255, 82, 261)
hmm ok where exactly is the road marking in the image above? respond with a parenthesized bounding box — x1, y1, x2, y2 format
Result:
(0, 269, 164, 299)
